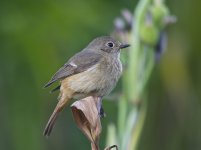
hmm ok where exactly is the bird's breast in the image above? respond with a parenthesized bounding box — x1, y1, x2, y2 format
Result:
(62, 57, 122, 98)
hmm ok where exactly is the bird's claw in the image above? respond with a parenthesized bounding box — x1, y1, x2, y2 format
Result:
(99, 106, 106, 118)
(97, 97, 106, 118)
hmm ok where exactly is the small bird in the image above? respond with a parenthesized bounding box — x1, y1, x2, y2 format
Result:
(43, 36, 130, 136)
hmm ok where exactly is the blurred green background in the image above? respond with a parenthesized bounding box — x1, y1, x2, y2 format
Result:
(0, 0, 201, 150)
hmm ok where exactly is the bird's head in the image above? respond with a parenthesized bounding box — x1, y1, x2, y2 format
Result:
(86, 36, 130, 54)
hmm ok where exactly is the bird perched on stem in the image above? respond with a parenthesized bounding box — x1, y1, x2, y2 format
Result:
(43, 36, 130, 136)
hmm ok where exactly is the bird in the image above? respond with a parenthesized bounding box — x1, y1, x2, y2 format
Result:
(43, 36, 130, 136)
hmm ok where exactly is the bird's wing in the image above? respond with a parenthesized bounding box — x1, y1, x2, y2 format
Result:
(44, 51, 102, 88)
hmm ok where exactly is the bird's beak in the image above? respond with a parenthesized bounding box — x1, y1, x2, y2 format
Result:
(120, 44, 130, 49)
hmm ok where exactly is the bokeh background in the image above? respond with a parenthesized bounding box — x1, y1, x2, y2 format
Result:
(0, 0, 201, 150)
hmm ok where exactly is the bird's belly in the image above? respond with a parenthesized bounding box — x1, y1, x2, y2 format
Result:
(65, 62, 122, 98)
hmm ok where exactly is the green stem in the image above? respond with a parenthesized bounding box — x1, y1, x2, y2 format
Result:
(106, 0, 173, 150)
(128, 0, 152, 102)
(129, 96, 148, 150)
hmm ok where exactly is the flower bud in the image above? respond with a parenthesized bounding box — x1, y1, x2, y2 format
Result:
(140, 23, 159, 46)
(150, 4, 169, 28)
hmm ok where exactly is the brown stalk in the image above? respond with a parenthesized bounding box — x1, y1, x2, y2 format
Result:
(71, 96, 118, 150)
(71, 96, 102, 150)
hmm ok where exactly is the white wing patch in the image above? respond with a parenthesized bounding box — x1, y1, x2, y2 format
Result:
(69, 62, 77, 68)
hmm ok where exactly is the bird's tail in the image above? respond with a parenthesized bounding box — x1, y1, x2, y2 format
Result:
(43, 97, 70, 137)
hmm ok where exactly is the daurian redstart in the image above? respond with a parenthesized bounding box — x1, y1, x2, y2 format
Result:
(43, 36, 130, 136)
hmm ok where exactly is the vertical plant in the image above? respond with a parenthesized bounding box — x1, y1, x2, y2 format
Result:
(107, 0, 176, 149)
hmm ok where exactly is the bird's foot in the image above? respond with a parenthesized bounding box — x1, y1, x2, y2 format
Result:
(99, 105, 106, 118)
(97, 97, 106, 118)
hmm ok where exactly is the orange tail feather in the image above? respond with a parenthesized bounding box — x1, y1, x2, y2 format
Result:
(43, 98, 70, 137)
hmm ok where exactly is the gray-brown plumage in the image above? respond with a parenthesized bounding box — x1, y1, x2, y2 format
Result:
(43, 36, 130, 136)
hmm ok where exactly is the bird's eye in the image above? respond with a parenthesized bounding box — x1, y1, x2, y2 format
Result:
(107, 42, 114, 48)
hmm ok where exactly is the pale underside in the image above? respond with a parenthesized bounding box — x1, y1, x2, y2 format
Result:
(60, 56, 122, 100)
